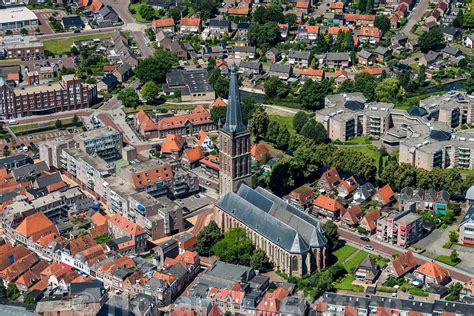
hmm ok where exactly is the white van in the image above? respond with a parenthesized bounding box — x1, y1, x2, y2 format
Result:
(8, 119, 18, 125)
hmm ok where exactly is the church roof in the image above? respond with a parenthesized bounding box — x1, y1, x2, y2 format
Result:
(223, 64, 247, 134)
(216, 185, 327, 254)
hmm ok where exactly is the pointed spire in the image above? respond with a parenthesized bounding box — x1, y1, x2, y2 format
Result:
(223, 64, 246, 134)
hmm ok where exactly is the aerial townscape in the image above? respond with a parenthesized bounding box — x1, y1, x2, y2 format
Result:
(0, 0, 473, 314)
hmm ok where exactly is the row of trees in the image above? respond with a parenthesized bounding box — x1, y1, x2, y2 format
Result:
(195, 222, 270, 271)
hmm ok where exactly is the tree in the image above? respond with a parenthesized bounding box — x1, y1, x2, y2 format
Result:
(139, 4, 156, 21)
(253, 6, 266, 24)
(292, 111, 309, 133)
(6, 282, 20, 301)
(300, 119, 327, 144)
(249, 106, 269, 140)
(55, 119, 63, 129)
(167, 6, 181, 21)
(0, 282, 5, 298)
(324, 221, 339, 250)
(250, 249, 270, 271)
(465, 71, 474, 94)
(3, 145, 10, 157)
(213, 75, 230, 98)
(452, 9, 464, 28)
(375, 78, 401, 102)
(449, 231, 459, 243)
(353, 72, 376, 101)
(134, 48, 178, 83)
(141, 81, 161, 103)
(268, 158, 304, 196)
(417, 64, 426, 84)
(276, 125, 290, 149)
(196, 221, 223, 256)
(299, 79, 333, 110)
(314, 33, 330, 54)
(211, 106, 227, 125)
(20, 28, 28, 35)
(374, 15, 391, 34)
(398, 70, 411, 90)
(118, 88, 139, 108)
(23, 295, 35, 305)
(248, 22, 280, 51)
(264, 4, 284, 23)
(72, 114, 79, 126)
(450, 250, 460, 263)
(344, 30, 355, 52)
(284, 13, 297, 27)
(264, 76, 284, 98)
(419, 27, 444, 53)
(213, 228, 254, 265)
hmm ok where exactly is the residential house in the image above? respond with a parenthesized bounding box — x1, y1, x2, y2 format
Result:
(317, 167, 342, 193)
(113, 63, 132, 83)
(182, 147, 204, 169)
(460, 205, 474, 245)
(373, 46, 392, 62)
(234, 46, 256, 59)
(287, 50, 311, 68)
(334, 69, 350, 86)
(152, 18, 175, 34)
(297, 25, 319, 40)
(441, 26, 462, 42)
(358, 27, 382, 44)
(97, 73, 118, 92)
(353, 182, 375, 204)
(399, 187, 450, 215)
(327, 26, 349, 40)
(108, 213, 147, 254)
(337, 176, 359, 198)
(373, 184, 395, 206)
(283, 185, 314, 211)
(239, 61, 262, 76)
(358, 50, 376, 66)
(161, 133, 186, 157)
(200, 155, 219, 178)
(295, 0, 311, 13)
(236, 22, 250, 38)
(313, 195, 344, 220)
(227, 7, 250, 17)
(360, 209, 381, 234)
(256, 287, 289, 315)
(265, 48, 280, 63)
(208, 19, 230, 37)
(250, 142, 270, 163)
(387, 250, 417, 277)
(300, 68, 324, 83)
(465, 33, 474, 48)
(279, 23, 289, 39)
(414, 262, 450, 286)
(341, 205, 362, 228)
(195, 129, 214, 152)
(95, 6, 120, 27)
(442, 45, 462, 59)
(420, 50, 441, 66)
(343, 14, 376, 27)
(61, 16, 84, 30)
(180, 17, 201, 34)
(269, 64, 292, 80)
(325, 52, 351, 68)
(355, 256, 380, 284)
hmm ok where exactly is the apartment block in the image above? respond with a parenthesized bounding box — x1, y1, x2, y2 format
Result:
(0, 75, 97, 119)
(0, 35, 44, 59)
(73, 126, 123, 162)
(460, 205, 474, 245)
(376, 210, 424, 248)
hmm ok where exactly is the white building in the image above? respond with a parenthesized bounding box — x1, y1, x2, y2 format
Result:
(0, 6, 39, 31)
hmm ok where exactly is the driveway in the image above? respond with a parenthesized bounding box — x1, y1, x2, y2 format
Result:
(402, 0, 430, 37)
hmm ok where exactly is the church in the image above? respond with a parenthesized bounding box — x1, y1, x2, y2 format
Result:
(215, 65, 328, 277)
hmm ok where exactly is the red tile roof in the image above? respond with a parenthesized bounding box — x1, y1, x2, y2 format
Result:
(183, 147, 204, 163)
(46, 180, 67, 193)
(320, 167, 342, 189)
(200, 155, 220, 170)
(361, 67, 383, 76)
(296, 1, 311, 9)
(227, 7, 250, 15)
(0, 245, 30, 271)
(301, 68, 324, 77)
(180, 17, 201, 26)
(377, 184, 395, 205)
(359, 27, 382, 38)
(91, 212, 108, 227)
(152, 18, 175, 28)
(109, 213, 145, 237)
(69, 235, 97, 256)
(129, 163, 173, 190)
(16, 212, 58, 242)
(135, 110, 157, 132)
(415, 262, 449, 284)
(344, 13, 376, 22)
(335, 69, 349, 78)
(314, 195, 343, 213)
(257, 287, 289, 313)
(330, 2, 344, 9)
(7, 73, 19, 81)
(103, 65, 116, 72)
(156, 106, 212, 131)
(210, 98, 226, 109)
(161, 134, 186, 154)
(328, 26, 349, 35)
(362, 209, 381, 231)
(250, 142, 270, 162)
(196, 129, 208, 146)
(389, 251, 417, 277)
(301, 25, 319, 33)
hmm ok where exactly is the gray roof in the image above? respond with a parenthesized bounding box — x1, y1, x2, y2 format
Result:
(223, 64, 247, 134)
(288, 49, 311, 60)
(35, 171, 63, 188)
(216, 185, 327, 254)
(466, 186, 474, 201)
(279, 296, 307, 315)
(325, 52, 350, 61)
(239, 61, 261, 70)
(373, 46, 391, 55)
(209, 19, 229, 28)
(201, 260, 255, 287)
(357, 256, 379, 272)
(269, 63, 292, 74)
(358, 50, 373, 59)
(442, 45, 461, 56)
(461, 205, 474, 226)
(12, 161, 48, 180)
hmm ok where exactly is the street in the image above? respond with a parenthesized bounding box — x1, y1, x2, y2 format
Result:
(402, 0, 430, 37)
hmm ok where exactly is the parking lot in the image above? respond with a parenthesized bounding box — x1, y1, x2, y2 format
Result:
(33, 9, 67, 35)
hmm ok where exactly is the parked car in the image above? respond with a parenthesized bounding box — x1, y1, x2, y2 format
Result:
(364, 245, 374, 251)
(360, 236, 370, 242)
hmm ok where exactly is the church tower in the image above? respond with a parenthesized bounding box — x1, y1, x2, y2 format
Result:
(219, 65, 252, 197)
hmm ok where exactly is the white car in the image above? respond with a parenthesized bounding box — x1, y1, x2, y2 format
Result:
(364, 245, 374, 251)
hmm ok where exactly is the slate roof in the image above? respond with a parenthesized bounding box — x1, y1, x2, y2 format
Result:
(239, 61, 261, 70)
(269, 63, 292, 74)
(35, 171, 63, 189)
(62, 16, 84, 28)
(288, 50, 311, 60)
(407, 106, 428, 117)
(223, 64, 246, 134)
(442, 45, 461, 56)
(461, 205, 474, 226)
(325, 52, 350, 61)
(209, 19, 230, 28)
(11, 161, 48, 180)
(216, 185, 327, 254)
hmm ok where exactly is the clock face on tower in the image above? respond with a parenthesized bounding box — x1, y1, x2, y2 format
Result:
(219, 65, 251, 197)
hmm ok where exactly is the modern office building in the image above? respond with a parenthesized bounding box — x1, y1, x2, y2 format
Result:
(0, 6, 38, 31)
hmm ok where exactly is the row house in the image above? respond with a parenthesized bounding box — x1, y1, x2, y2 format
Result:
(179, 17, 201, 34)
(358, 27, 382, 44)
(297, 25, 319, 40)
(287, 50, 311, 68)
(283, 185, 314, 211)
(300, 68, 324, 83)
(343, 14, 376, 27)
(313, 195, 344, 220)
(234, 46, 256, 59)
(152, 18, 175, 34)
(108, 213, 147, 254)
(399, 187, 450, 215)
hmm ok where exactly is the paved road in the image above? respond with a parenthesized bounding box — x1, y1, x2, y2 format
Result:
(102, 0, 154, 57)
(315, 0, 332, 16)
(402, 0, 430, 37)
(338, 227, 471, 282)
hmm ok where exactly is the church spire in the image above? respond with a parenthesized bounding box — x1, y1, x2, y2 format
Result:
(223, 64, 246, 134)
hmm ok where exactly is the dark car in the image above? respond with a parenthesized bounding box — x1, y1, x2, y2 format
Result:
(360, 236, 370, 242)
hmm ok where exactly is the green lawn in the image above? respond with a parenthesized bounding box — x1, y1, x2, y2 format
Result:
(10, 118, 75, 134)
(344, 251, 369, 272)
(333, 245, 358, 263)
(270, 115, 295, 134)
(343, 136, 374, 145)
(409, 287, 429, 297)
(370, 255, 390, 268)
(334, 275, 364, 292)
(436, 255, 460, 266)
(129, 3, 162, 23)
(44, 33, 113, 55)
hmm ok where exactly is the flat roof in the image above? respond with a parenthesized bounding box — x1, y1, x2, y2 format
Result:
(0, 6, 38, 24)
